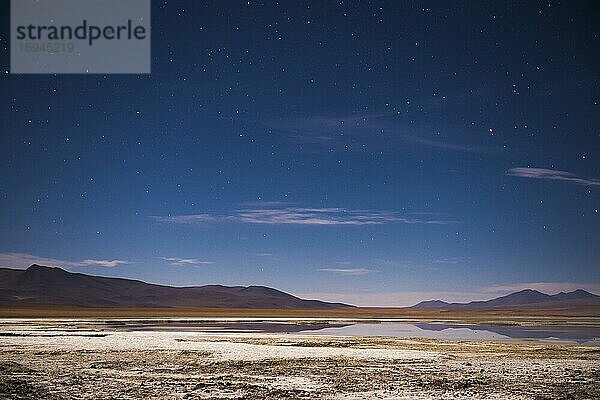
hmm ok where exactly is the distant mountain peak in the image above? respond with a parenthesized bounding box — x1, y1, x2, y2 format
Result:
(411, 288, 599, 309)
(571, 289, 594, 295)
(25, 264, 68, 274)
(553, 289, 598, 301)
(27, 264, 61, 271)
(516, 288, 543, 293)
(412, 300, 450, 308)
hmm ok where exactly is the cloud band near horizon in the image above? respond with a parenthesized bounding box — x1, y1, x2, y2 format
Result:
(0, 252, 131, 269)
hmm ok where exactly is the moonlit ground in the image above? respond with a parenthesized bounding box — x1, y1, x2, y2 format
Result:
(1, 319, 599, 399)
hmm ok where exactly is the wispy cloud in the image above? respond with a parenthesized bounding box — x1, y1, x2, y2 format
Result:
(405, 136, 477, 152)
(0, 253, 70, 269)
(0, 252, 132, 269)
(150, 214, 218, 224)
(237, 208, 401, 225)
(152, 207, 457, 226)
(160, 257, 215, 266)
(433, 257, 468, 264)
(506, 167, 600, 186)
(253, 112, 494, 153)
(482, 282, 600, 295)
(317, 268, 374, 276)
(76, 259, 132, 267)
(252, 252, 274, 257)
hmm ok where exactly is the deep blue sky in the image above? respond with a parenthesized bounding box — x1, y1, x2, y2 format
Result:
(1, 1, 598, 305)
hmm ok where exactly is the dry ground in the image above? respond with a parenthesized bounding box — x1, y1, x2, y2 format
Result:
(0, 320, 598, 399)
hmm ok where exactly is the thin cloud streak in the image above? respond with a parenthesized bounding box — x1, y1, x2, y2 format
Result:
(433, 257, 468, 264)
(160, 257, 215, 266)
(76, 259, 132, 267)
(0, 252, 132, 269)
(256, 112, 495, 153)
(317, 268, 374, 276)
(507, 167, 600, 186)
(150, 214, 218, 224)
(152, 207, 457, 226)
(237, 208, 399, 225)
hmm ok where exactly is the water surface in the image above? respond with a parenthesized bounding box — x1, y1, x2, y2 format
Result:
(2, 318, 598, 345)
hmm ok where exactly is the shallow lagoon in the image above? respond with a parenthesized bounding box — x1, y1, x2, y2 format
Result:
(308, 321, 600, 344)
(3, 318, 598, 345)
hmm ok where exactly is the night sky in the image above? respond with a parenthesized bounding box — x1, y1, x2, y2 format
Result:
(1, 1, 598, 306)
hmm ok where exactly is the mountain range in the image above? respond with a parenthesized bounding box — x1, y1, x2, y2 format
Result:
(0, 265, 352, 309)
(1, 265, 598, 310)
(411, 288, 600, 309)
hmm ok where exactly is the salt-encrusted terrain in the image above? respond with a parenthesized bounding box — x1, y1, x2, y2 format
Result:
(0, 320, 598, 399)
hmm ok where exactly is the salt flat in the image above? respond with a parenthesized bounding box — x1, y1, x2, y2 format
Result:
(0, 320, 598, 399)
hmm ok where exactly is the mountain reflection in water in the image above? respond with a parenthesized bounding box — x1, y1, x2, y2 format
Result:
(414, 323, 600, 343)
(107, 319, 600, 344)
(303, 321, 600, 344)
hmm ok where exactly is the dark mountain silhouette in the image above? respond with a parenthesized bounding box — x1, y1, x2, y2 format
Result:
(552, 289, 598, 301)
(0, 265, 353, 309)
(412, 288, 600, 310)
(410, 300, 450, 308)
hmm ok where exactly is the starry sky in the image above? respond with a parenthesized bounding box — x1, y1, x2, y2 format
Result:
(1, 1, 599, 306)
